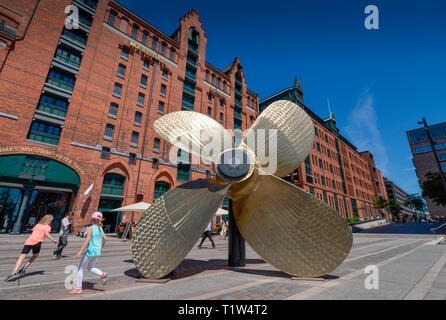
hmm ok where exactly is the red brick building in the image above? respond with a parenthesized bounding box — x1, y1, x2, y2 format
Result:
(260, 79, 389, 220)
(0, 0, 258, 233)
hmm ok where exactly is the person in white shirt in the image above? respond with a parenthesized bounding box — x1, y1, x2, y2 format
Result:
(52, 212, 73, 259)
(197, 222, 216, 249)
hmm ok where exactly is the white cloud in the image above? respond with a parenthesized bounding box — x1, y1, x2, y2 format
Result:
(343, 90, 390, 175)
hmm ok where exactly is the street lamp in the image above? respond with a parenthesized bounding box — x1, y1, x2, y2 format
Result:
(418, 118, 446, 191)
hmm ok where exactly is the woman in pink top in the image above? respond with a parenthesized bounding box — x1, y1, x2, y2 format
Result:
(4, 215, 57, 282)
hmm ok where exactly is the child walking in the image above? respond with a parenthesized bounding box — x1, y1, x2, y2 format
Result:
(4, 214, 58, 282)
(70, 212, 108, 294)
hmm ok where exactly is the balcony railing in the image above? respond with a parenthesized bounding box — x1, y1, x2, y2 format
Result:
(54, 54, 80, 68)
(186, 56, 197, 67)
(37, 102, 67, 118)
(28, 131, 60, 145)
(76, 0, 97, 10)
(188, 42, 198, 55)
(101, 185, 124, 196)
(185, 70, 196, 82)
(47, 77, 74, 92)
(62, 30, 87, 46)
(234, 109, 242, 120)
(183, 85, 195, 96)
(182, 100, 194, 111)
(79, 16, 92, 28)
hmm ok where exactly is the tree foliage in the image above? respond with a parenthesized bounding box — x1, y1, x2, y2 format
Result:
(404, 193, 427, 213)
(387, 199, 401, 217)
(422, 172, 446, 207)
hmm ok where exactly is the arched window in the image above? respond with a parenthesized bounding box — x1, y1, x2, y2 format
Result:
(154, 181, 170, 200)
(101, 173, 125, 196)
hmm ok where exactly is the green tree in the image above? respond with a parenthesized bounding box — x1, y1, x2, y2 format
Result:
(373, 197, 388, 218)
(387, 198, 401, 220)
(404, 193, 427, 221)
(421, 172, 446, 207)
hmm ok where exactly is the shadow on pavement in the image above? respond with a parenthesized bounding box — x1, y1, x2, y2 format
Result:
(123, 258, 267, 281)
(357, 222, 445, 235)
(82, 281, 106, 292)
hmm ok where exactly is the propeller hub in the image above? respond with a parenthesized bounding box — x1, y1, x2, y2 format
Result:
(217, 149, 251, 182)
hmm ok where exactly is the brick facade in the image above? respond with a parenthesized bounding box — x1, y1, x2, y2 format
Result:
(0, 0, 259, 232)
(260, 80, 389, 220)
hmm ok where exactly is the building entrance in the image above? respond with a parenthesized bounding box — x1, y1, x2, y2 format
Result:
(0, 154, 81, 234)
(23, 190, 72, 233)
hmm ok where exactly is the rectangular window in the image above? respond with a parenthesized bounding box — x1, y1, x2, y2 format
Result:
(153, 138, 160, 153)
(108, 11, 117, 26)
(101, 147, 110, 159)
(208, 93, 212, 103)
(113, 83, 122, 98)
(134, 112, 142, 126)
(442, 165, 446, 173)
(162, 69, 168, 80)
(321, 176, 326, 187)
(170, 48, 175, 60)
(142, 31, 148, 45)
(108, 103, 118, 117)
(117, 64, 126, 78)
(206, 71, 209, 82)
(160, 84, 166, 97)
(319, 159, 323, 171)
(439, 153, 446, 161)
(121, 47, 129, 60)
(137, 93, 145, 107)
(28, 121, 61, 145)
(305, 157, 313, 184)
(323, 191, 328, 204)
(129, 153, 136, 165)
(140, 74, 148, 88)
(158, 101, 165, 114)
(316, 142, 321, 153)
(131, 131, 139, 146)
(161, 43, 166, 56)
(220, 100, 224, 109)
(104, 124, 114, 139)
(208, 107, 212, 117)
(131, 25, 138, 39)
(143, 60, 150, 70)
(152, 38, 158, 51)
(220, 113, 223, 123)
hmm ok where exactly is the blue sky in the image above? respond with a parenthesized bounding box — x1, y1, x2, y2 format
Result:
(117, 0, 446, 194)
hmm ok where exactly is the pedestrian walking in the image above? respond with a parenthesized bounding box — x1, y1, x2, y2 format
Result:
(4, 215, 58, 282)
(52, 212, 73, 259)
(69, 212, 108, 294)
(197, 222, 216, 249)
(220, 220, 228, 240)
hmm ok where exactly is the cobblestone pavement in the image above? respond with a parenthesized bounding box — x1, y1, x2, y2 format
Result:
(1, 223, 446, 300)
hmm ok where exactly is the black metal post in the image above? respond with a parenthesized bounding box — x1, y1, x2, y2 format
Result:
(228, 199, 246, 267)
(422, 118, 446, 191)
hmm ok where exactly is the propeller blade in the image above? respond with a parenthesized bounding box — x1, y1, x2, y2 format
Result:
(154, 111, 233, 162)
(131, 178, 230, 279)
(243, 100, 315, 178)
(232, 173, 353, 278)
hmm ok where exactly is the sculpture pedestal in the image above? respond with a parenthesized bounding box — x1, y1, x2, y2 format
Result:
(228, 200, 246, 267)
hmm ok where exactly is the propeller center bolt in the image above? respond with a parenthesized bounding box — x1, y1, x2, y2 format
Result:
(217, 149, 251, 181)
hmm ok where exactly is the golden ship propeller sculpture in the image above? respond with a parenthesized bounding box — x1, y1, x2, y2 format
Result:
(131, 100, 353, 279)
